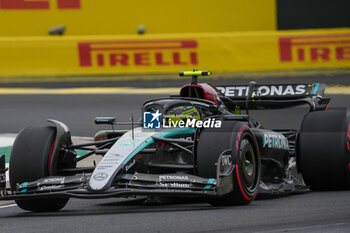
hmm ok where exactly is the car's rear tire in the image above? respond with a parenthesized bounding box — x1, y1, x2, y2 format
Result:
(196, 121, 260, 205)
(10, 126, 69, 212)
(298, 109, 350, 190)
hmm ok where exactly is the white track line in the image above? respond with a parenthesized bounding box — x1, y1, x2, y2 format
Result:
(0, 135, 15, 147)
(0, 204, 17, 209)
(253, 222, 346, 233)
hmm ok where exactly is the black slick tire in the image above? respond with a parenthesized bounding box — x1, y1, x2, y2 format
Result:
(298, 109, 350, 190)
(196, 121, 260, 205)
(9, 126, 69, 212)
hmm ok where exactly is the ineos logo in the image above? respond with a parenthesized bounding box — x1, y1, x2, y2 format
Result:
(93, 173, 108, 181)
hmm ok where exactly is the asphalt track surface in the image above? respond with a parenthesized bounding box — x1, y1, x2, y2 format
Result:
(0, 76, 350, 233)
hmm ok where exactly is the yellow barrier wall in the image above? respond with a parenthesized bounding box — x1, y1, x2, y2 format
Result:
(0, 0, 275, 36)
(0, 29, 349, 76)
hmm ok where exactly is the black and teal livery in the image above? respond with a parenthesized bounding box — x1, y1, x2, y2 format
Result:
(1, 71, 349, 212)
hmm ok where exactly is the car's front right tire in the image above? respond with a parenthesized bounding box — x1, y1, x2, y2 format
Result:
(10, 126, 69, 212)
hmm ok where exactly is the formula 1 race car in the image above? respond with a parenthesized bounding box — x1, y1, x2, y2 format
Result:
(1, 71, 349, 212)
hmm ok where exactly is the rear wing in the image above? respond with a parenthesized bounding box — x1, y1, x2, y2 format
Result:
(216, 83, 329, 111)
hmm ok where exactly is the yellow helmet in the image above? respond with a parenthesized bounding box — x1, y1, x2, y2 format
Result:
(164, 105, 200, 126)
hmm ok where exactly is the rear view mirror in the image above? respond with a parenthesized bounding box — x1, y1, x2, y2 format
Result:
(94, 117, 117, 125)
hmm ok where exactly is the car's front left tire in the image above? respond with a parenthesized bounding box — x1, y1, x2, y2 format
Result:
(196, 121, 260, 205)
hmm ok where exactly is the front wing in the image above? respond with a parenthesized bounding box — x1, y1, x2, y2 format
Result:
(0, 154, 235, 201)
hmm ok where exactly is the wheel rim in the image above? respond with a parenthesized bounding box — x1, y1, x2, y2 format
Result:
(240, 144, 257, 191)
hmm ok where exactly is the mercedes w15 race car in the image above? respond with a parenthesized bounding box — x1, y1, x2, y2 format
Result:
(1, 71, 349, 212)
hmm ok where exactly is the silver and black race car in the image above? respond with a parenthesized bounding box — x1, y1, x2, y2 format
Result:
(1, 71, 349, 212)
